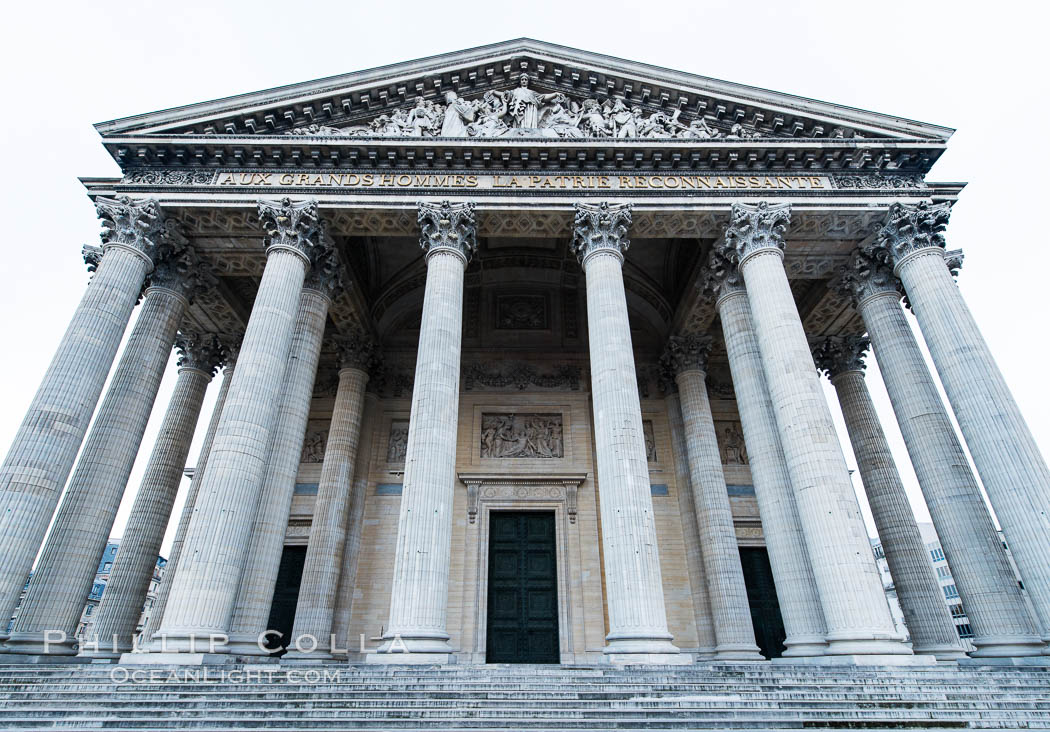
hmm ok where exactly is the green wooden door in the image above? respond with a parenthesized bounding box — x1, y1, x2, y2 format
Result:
(486, 512, 560, 664)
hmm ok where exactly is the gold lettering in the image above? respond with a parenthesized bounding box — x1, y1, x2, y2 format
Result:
(809, 177, 825, 189)
(664, 176, 680, 189)
(649, 177, 664, 188)
(279, 173, 294, 185)
(681, 177, 698, 189)
(748, 176, 761, 188)
(695, 177, 712, 189)
(635, 177, 648, 189)
(296, 174, 310, 185)
(762, 177, 777, 188)
(598, 176, 611, 189)
(776, 177, 792, 188)
(572, 177, 584, 189)
(465, 175, 478, 187)
(362, 174, 374, 186)
(619, 176, 633, 188)
(219, 173, 236, 185)
(379, 174, 394, 186)
(713, 177, 728, 189)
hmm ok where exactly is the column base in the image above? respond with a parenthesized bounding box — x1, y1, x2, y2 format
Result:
(224, 633, 272, 657)
(603, 635, 688, 663)
(712, 643, 765, 661)
(147, 631, 231, 654)
(772, 654, 937, 666)
(283, 651, 334, 662)
(365, 651, 451, 665)
(0, 653, 92, 664)
(970, 635, 1047, 657)
(603, 652, 693, 665)
(781, 640, 829, 658)
(118, 652, 238, 665)
(959, 655, 1050, 666)
(824, 633, 912, 656)
(911, 642, 970, 661)
(3, 632, 78, 656)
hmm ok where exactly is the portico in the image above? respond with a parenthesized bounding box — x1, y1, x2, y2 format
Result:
(1, 40, 1048, 668)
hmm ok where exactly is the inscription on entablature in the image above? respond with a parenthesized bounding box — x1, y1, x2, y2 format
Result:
(480, 413, 564, 459)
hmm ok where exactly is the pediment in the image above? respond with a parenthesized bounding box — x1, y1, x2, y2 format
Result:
(95, 39, 952, 145)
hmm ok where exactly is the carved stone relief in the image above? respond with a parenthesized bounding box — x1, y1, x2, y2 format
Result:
(300, 429, 328, 464)
(480, 413, 564, 459)
(643, 420, 657, 462)
(463, 362, 581, 391)
(715, 421, 749, 465)
(387, 420, 409, 463)
(495, 294, 548, 330)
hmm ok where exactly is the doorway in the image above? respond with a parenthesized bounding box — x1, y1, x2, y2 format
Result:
(739, 546, 787, 659)
(486, 511, 560, 663)
(264, 545, 307, 656)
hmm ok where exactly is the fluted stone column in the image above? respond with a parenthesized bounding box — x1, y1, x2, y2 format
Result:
(6, 246, 205, 655)
(571, 202, 684, 663)
(869, 201, 1050, 648)
(840, 248, 1044, 656)
(373, 201, 476, 663)
(331, 391, 381, 658)
(709, 261, 828, 657)
(153, 199, 326, 654)
(719, 202, 909, 657)
(0, 197, 163, 634)
(287, 336, 374, 658)
(664, 391, 717, 657)
(141, 345, 238, 644)
(226, 275, 339, 655)
(814, 335, 968, 660)
(663, 335, 762, 660)
(80, 333, 224, 658)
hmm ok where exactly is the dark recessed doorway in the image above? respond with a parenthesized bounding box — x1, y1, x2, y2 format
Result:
(486, 511, 560, 664)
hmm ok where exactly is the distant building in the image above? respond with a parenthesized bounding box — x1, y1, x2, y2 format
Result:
(871, 523, 1032, 652)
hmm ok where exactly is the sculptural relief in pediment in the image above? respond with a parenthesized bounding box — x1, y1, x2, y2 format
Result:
(284, 72, 864, 142)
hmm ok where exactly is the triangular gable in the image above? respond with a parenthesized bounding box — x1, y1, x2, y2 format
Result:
(95, 39, 952, 143)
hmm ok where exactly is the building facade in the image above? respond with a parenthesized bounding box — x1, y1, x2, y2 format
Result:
(0, 40, 1048, 665)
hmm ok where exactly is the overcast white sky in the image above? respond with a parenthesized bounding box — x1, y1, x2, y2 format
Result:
(1, 0, 1047, 557)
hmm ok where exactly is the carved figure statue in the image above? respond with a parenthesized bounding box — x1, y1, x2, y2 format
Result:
(468, 90, 510, 137)
(387, 422, 409, 462)
(721, 425, 749, 465)
(538, 94, 583, 138)
(507, 74, 559, 129)
(300, 430, 327, 463)
(677, 116, 720, 139)
(577, 99, 613, 137)
(727, 122, 761, 140)
(441, 91, 476, 137)
(480, 414, 564, 459)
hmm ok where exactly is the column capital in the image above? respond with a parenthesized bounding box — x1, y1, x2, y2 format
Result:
(148, 244, 215, 305)
(868, 201, 952, 271)
(258, 198, 324, 265)
(175, 331, 225, 376)
(571, 201, 632, 266)
(82, 244, 104, 274)
(303, 243, 346, 301)
(661, 333, 713, 379)
(702, 246, 746, 304)
(217, 334, 242, 369)
(334, 331, 379, 376)
(418, 200, 477, 266)
(835, 248, 902, 309)
(720, 201, 791, 266)
(95, 196, 167, 267)
(812, 335, 870, 379)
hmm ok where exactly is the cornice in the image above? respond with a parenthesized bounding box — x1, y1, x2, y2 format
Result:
(100, 135, 945, 175)
(94, 39, 952, 142)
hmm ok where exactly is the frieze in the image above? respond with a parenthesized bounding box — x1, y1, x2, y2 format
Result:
(831, 174, 925, 190)
(495, 294, 548, 330)
(463, 361, 581, 391)
(123, 170, 218, 186)
(480, 413, 564, 459)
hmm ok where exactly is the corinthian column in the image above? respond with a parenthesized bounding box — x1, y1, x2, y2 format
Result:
(6, 242, 207, 655)
(813, 335, 968, 660)
(226, 260, 341, 656)
(153, 199, 325, 654)
(0, 197, 162, 633)
(840, 247, 1044, 656)
(141, 342, 238, 644)
(718, 202, 909, 657)
(81, 332, 224, 658)
(662, 335, 762, 660)
(288, 335, 375, 658)
(868, 202, 1050, 648)
(373, 201, 476, 663)
(331, 391, 380, 657)
(571, 202, 684, 664)
(708, 256, 827, 657)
